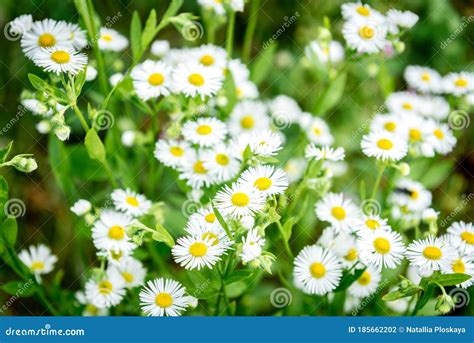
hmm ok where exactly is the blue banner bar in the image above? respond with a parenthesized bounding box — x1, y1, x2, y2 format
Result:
(0, 316, 472, 342)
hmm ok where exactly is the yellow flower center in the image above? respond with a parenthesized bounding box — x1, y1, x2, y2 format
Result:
(384, 122, 396, 132)
(358, 271, 371, 286)
(31, 261, 45, 271)
(402, 102, 413, 110)
(108, 225, 125, 240)
(356, 6, 370, 16)
(51, 50, 71, 64)
(200, 54, 215, 66)
(331, 206, 346, 220)
(231, 192, 250, 207)
(409, 129, 422, 141)
(126, 196, 139, 207)
(204, 213, 216, 223)
(98, 280, 113, 295)
(85, 304, 98, 315)
(188, 73, 205, 86)
(376, 138, 393, 150)
(148, 73, 164, 86)
(122, 272, 134, 283)
(310, 262, 326, 279)
(189, 242, 208, 257)
(344, 248, 358, 261)
(410, 190, 419, 200)
(196, 124, 212, 135)
(215, 154, 229, 166)
(373, 237, 390, 254)
(454, 78, 468, 87)
(365, 219, 380, 230)
(421, 72, 431, 81)
(111, 250, 123, 260)
(155, 292, 173, 308)
(240, 115, 255, 129)
(461, 231, 474, 245)
(202, 232, 219, 246)
(433, 129, 444, 140)
(313, 127, 322, 135)
(169, 146, 184, 157)
(101, 34, 113, 42)
(358, 26, 374, 39)
(193, 160, 207, 174)
(254, 177, 272, 191)
(452, 259, 465, 274)
(422, 246, 442, 260)
(38, 33, 56, 47)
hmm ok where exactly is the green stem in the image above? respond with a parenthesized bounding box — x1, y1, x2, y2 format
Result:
(226, 11, 236, 58)
(276, 220, 293, 259)
(102, 159, 118, 188)
(72, 104, 90, 131)
(34, 283, 60, 315)
(370, 163, 386, 200)
(242, 0, 260, 62)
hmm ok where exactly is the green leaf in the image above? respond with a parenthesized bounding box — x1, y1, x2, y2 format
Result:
(225, 269, 253, 284)
(48, 136, 76, 197)
(0, 141, 13, 163)
(1, 217, 18, 247)
(0, 176, 8, 222)
(28, 73, 47, 91)
(0, 280, 36, 297)
(141, 9, 157, 49)
(130, 11, 143, 63)
(243, 144, 252, 161)
(413, 283, 435, 314)
(212, 205, 231, 238)
(431, 273, 471, 287)
(335, 268, 366, 292)
(382, 286, 422, 301)
(281, 217, 297, 242)
(156, 0, 184, 32)
(421, 160, 454, 189)
(152, 223, 175, 248)
(250, 43, 277, 85)
(312, 72, 347, 114)
(256, 156, 280, 164)
(85, 129, 106, 163)
(74, 70, 87, 95)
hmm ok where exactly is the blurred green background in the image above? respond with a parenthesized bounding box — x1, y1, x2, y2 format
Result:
(0, 0, 472, 315)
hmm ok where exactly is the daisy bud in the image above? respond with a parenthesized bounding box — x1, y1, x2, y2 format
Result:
(395, 162, 410, 176)
(393, 41, 405, 54)
(70, 199, 92, 216)
(317, 27, 332, 44)
(121, 130, 136, 147)
(84, 213, 96, 226)
(216, 95, 228, 107)
(422, 208, 439, 224)
(54, 125, 71, 141)
(36, 120, 51, 134)
(10, 156, 38, 173)
(435, 294, 454, 314)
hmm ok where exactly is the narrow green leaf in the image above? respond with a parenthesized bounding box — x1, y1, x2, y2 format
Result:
(0, 280, 35, 297)
(225, 269, 253, 284)
(1, 217, 18, 247)
(130, 11, 143, 63)
(432, 273, 471, 287)
(414, 283, 435, 314)
(335, 268, 366, 292)
(141, 9, 157, 49)
(156, 0, 184, 32)
(281, 217, 297, 242)
(250, 43, 277, 85)
(312, 72, 347, 114)
(152, 223, 175, 248)
(48, 136, 76, 197)
(28, 74, 47, 91)
(85, 129, 106, 163)
(0, 141, 13, 163)
(212, 204, 231, 238)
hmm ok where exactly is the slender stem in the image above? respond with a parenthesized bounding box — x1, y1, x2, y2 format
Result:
(242, 0, 260, 62)
(226, 11, 236, 58)
(276, 220, 293, 259)
(370, 163, 386, 200)
(102, 161, 118, 188)
(35, 284, 60, 315)
(72, 104, 90, 131)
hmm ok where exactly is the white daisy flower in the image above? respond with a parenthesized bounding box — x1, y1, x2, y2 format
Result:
(18, 244, 57, 276)
(178, 151, 215, 189)
(422, 208, 439, 223)
(348, 265, 382, 298)
(241, 229, 265, 263)
(8, 14, 33, 36)
(214, 183, 265, 219)
(192, 44, 227, 69)
(107, 257, 146, 289)
(443, 72, 474, 96)
(248, 130, 283, 157)
(386, 91, 421, 116)
(426, 121, 456, 155)
(65, 22, 87, 50)
(75, 291, 109, 316)
(139, 278, 191, 316)
(172, 63, 224, 99)
(357, 229, 405, 270)
(361, 130, 408, 161)
(404, 66, 442, 93)
(131, 60, 172, 100)
(202, 144, 240, 183)
(85, 65, 98, 81)
(187, 206, 222, 231)
(315, 192, 360, 233)
(238, 165, 289, 197)
(185, 220, 233, 251)
(447, 221, 474, 253)
(331, 231, 361, 268)
(406, 236, 457, 276)
(111, 188, 152, 217)
(228, 58, 250, 82)
(386, 9, 419, 34)
(304, 117, 334, 146)
(342, 18, 387, 54)
(417, 95, 450, 120)
(98, 28, 128, 51)
(172, 235, 227, 270)
(33, 47, 87, 75)
(370, 113, 406, 136)
(305, 145, 345, 161)
(154, 139, 194, 168)
(85, 272, 126, 308)
(356, 214, 390, 232)
(341, 2, 385, 23)
(228, 100, 271, 136)
(284, 158, 306, 183)
(109, 72, 124, 87)
(268, 95, 302, 126)
(305, 40, 345, 64)
(235, 78, 259, 99)
(70, 199, 92, 216)
(92, 210, 135, 254)
(293, 245, 343, 295)
(98, 248, 131, 267)
(441, 253, 474, 288)
(21, 19, 72, 59)
(121, 130, 136, 147)
(389, 178, 432, 212)
(151, 40, 170, 57)
(181, 117, 227, 147)
(198, 0, 226, 15)
(21, 99, 49, 116)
